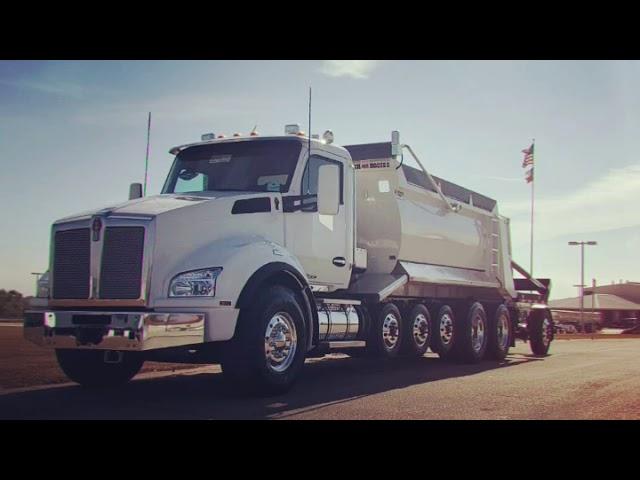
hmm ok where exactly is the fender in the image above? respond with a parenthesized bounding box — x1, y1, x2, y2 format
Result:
(236, 262, 318, 351)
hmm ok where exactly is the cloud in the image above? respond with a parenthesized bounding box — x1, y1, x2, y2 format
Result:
(319, 60, 381, 79)
(0, 78, 87, 99)
(501, 164, 640, 245)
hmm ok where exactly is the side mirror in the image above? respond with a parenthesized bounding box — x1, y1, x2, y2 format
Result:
(317, 164, 340, 215)
(129, 183, 143, 200)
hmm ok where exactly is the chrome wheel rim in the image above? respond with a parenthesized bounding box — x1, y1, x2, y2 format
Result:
(264, 312, 297, 373)
(541, 317, 551, 347)
(440, 313, 454, 345)
(471, 312, 486, 354)
(382, 312, 400, 350)
(412, 313, 430, 348)
(497, 312, 510, 351)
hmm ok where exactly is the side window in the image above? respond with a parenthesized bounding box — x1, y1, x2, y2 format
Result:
(300, 155, 343, 210)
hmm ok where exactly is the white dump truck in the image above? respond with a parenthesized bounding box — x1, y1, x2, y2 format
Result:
(25, 126, 553, 393)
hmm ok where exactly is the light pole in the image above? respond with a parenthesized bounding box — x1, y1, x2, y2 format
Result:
(568, 241, 597, 333)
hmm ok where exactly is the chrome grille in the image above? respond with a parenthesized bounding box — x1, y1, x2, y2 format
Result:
(100, 226, 145, 299)
(52, 228, 90, 299)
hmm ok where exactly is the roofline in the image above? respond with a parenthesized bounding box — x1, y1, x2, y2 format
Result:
(168, 135, 350, 158)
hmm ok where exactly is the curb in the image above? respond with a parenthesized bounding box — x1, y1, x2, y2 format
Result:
(554, 334, 640, 340)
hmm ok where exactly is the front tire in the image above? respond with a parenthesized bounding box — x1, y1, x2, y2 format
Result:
(220, 285, 307, 395)
(55, 349, 144, 387)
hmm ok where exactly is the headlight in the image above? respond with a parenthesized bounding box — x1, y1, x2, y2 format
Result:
(169, 268, 222, 298)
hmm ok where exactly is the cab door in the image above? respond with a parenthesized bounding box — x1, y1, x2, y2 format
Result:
(284, 150, 353, 290)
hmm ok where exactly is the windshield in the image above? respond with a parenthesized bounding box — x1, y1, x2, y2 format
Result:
(162, 139, 302, 194)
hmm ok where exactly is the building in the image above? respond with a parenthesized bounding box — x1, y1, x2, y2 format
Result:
(549, 281, 640, 331)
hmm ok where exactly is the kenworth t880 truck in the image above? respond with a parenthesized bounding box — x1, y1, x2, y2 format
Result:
(25, 126, 553, 394)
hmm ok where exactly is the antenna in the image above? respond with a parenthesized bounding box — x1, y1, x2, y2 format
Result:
(143, 112, 151, 196)
(308, 86, 312, 157)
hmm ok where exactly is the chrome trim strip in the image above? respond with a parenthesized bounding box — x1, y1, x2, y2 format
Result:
(49, 299, 147, 308)
(24, 310, 205, 351)
(327, 340, 366, 349)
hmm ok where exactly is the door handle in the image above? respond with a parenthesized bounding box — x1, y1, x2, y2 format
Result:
(332, 257, 347, 267)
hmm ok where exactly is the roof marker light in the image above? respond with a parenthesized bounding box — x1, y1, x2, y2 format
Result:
(233, 133, 241, 137)
(322, 130, 334, 145)
(201, 133, 216, 141)
(285, 124, 301, 135)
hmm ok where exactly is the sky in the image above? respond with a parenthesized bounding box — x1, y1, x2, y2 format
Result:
(1, 60, 639, 300)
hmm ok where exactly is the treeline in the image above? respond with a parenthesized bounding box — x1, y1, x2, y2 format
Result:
(0, 289, 30, 318)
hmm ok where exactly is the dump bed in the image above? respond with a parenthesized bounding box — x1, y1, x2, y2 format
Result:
(343, 141, 516, 302)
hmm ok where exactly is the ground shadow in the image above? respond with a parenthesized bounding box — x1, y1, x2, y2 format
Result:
(0, 353, 543, 420)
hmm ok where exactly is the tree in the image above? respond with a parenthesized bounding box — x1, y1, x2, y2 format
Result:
(0, 289, 26, 318)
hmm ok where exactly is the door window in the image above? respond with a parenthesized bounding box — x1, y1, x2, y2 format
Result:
(300, 155, 343, 210)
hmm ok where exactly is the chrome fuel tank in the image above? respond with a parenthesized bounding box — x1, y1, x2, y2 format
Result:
(317, 302, 361, 342)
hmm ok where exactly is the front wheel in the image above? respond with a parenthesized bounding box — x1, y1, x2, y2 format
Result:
(55, 349, 144, 387)
(220, 285, 307, 395)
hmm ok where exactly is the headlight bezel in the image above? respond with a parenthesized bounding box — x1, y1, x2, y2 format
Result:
(168, 267, 223, 298)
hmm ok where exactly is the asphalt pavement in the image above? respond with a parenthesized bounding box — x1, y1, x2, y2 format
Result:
(1, 339, 639, 419)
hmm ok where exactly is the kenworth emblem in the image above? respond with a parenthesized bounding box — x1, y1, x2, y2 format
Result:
(91, 216, 103, 241)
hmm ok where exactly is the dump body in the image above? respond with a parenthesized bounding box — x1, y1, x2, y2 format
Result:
(344, 142, 516, 301)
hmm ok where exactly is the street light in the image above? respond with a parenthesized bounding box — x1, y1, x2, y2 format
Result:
(568, 241, 597, 333)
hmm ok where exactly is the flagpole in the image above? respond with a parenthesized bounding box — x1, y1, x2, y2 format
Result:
(530, 138, 535, 276)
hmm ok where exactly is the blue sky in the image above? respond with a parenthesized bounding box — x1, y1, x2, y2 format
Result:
(1, 60, 639, 299)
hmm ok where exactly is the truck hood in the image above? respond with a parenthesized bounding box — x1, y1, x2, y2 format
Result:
(54, 192, 250, 223)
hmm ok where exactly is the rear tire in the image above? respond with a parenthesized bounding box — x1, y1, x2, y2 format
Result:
(400, 304, 432, 357)
(452, 302, 488, 364)
(529, 311, 553, 356)
(366, 303, 403, 358)
(55, 349, 144, 387)
(220, 285, 307, 395)
(486, 304, 512, 361)
(431, 305, 457, 360)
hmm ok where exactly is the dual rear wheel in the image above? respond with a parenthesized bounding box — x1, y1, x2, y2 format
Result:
(367, 300, 513, 364)
(366, 303, 433, 358)
(432, 302, 513, 363)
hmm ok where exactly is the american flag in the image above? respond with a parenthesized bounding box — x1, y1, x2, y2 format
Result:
(522, 143, 534, 167)
(522, 143, 534, 183)
(525, 167, 534, 184)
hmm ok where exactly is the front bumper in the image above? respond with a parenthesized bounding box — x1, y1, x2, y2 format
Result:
(24, 310, 206, 351)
